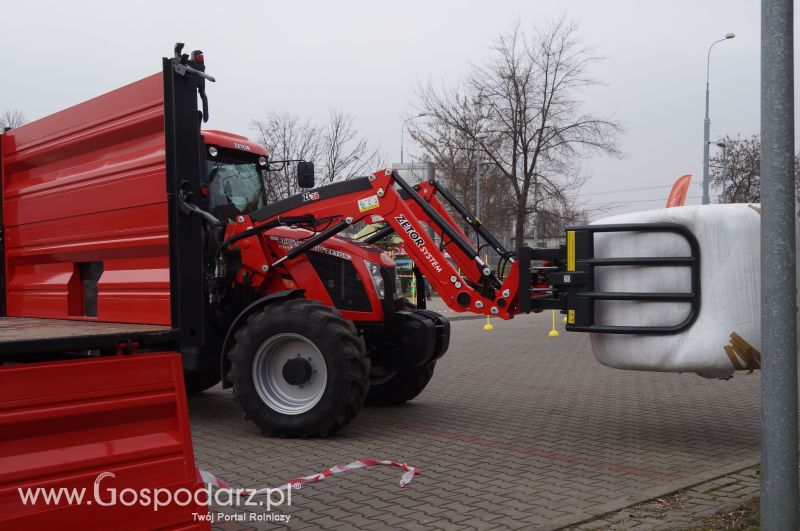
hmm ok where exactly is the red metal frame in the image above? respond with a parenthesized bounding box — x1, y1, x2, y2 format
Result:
(256, 226, 391, 323)
(406, 181, 486, 282)
(1, 74, 171, 324)
(226, 169, 522, 319)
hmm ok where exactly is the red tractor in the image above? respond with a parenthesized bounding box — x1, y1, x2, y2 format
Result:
(193, 129, 450, 435)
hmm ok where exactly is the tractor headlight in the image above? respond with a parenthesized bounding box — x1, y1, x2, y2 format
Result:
(365, 260, 402, 300)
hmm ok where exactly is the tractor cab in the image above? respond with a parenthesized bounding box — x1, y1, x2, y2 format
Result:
(201, 130, 269, 222)
(201, 130, 316, 223)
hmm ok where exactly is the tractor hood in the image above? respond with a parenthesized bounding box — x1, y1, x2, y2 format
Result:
(265, 226, 395, 267)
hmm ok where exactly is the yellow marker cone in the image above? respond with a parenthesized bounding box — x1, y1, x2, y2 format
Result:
(481, 252, 494, 331)
(548, 310, 560, 337)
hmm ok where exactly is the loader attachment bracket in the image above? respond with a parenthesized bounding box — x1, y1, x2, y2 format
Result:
(518, 223, 701, 335)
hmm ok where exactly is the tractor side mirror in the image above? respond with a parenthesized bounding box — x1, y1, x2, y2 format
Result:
(297, 161, 315, 188)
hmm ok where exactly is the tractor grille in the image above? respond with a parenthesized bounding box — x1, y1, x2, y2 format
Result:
(307, 252, 372, 311)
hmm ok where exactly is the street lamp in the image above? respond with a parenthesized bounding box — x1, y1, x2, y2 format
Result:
(453, 134, 489, 248)
(702, 32, 735, 205)
(715, 142, 728, 198)
(472, 133, 488, 226)
(400, 113, 426, 164)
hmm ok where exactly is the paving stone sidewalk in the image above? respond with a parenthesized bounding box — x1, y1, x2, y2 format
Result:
(189, 312, 762, 530)
(567, 465, 760, 530)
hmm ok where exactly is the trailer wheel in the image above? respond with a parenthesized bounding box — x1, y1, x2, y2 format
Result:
(365, 362, 436, 406)
(227, 299, 369, 437)
(184, 369, 221, 395)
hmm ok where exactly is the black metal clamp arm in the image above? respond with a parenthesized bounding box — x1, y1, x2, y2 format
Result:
(517, 223, 702, 335)
(430, 181, 513, 260)
(219, 214, 317, 252)
(268, 220, 350, 269)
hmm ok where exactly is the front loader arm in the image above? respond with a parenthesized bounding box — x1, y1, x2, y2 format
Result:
(398, 180, 516, 285)
(415, 180, 512, 259)
(223, 169, 524, 319)
(398, 184, 482, 282)
(221, 169, 703, 336)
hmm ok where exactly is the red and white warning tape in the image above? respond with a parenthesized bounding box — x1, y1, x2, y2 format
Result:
(197, 459, 419, 494)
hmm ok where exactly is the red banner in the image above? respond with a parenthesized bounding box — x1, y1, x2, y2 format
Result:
(666, 174, 692, 208)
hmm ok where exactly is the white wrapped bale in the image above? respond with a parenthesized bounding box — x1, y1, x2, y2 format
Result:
(588, 203, 788, 379)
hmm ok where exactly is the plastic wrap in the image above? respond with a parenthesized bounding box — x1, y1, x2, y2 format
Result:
(588, 203, 786, 378)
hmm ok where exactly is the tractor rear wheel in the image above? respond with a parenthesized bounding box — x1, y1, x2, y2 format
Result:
(365, 362, 436, 406)
(227, 299, 369, 437)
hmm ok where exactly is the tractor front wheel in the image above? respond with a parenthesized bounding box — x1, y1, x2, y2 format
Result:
(227, 299, 369, 437)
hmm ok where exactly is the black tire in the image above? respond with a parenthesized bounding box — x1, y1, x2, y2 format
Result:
(227, 299, 369, 437)
(184, 369, 221, 395)
(366, 362, 436, 406)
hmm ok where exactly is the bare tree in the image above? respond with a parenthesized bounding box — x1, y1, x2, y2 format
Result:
(422, 148, 516, 244)
(321, 109, 379, 182)
(251, 109, 379, 201)
(709, 134, 800, 204)
(1, 109, 26, 130)
(409, 18, 621, 247)
(534, 199, 588, 238)
(251, 112, 321, 201)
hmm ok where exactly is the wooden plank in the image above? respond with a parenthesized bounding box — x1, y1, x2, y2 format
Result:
(0, 318, 170, 342)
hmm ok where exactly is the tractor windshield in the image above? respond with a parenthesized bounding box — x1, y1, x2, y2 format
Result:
(207, 159, 267, 222)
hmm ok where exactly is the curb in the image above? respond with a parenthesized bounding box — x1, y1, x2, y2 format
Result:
(545, 456, 761, 530)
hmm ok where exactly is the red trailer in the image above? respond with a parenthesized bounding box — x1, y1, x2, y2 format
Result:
(0, 353, 208, 530)
(0, 48, 215, 529)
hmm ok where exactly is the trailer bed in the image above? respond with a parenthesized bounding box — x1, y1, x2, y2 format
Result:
(0, 317, 176, 357)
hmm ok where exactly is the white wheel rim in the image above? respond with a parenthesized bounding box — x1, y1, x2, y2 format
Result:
(252, 333, 328, 415)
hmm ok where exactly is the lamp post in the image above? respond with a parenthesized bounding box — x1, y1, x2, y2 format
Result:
(475, 149, 482, 223)
(400, 113, 426, 164)
(716, 142, 728, 193)
(702, 33, 735, 205)
(474, 134, 491, 249)
(453, 134, 489, 247)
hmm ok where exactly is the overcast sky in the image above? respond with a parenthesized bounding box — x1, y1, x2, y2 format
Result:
(1, 1, 789, 219)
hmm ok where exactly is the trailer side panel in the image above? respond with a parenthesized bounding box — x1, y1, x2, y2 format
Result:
(0, 352, 208, 529)
(0, 74, 169, 324)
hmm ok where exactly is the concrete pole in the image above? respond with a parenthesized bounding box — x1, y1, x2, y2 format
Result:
(401, 113, 426, 165)
(760, 0, 798, 527)
(475, 157, 481, 221)
(721, 146, 728, 191)
(400, 122, 406, 164)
